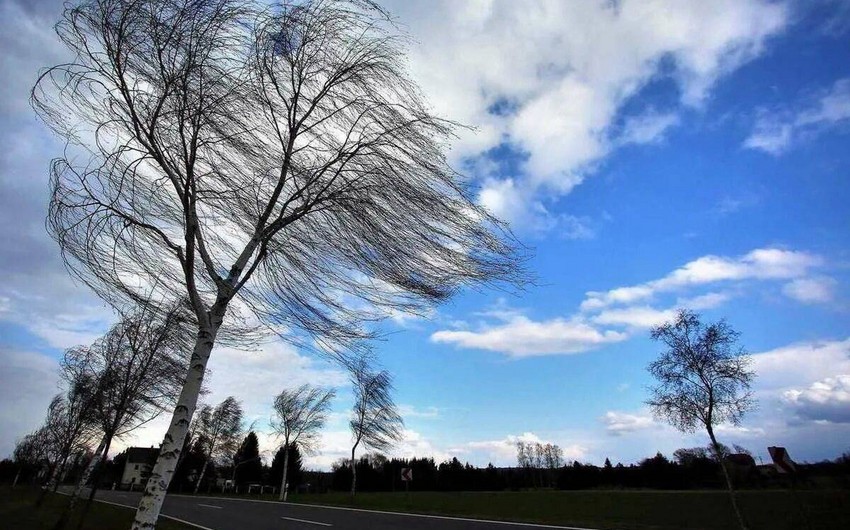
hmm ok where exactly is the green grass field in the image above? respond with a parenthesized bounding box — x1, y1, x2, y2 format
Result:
(0, 486, 193, 530)
(284, 489, 849, 530)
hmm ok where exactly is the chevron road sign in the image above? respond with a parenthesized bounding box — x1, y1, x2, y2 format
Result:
(401, 468, 413, 482)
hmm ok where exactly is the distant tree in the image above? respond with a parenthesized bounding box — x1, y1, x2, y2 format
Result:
(646, 309, 755, 530)
(271, 384, 335, 500)
(193, 397, 244, 494)
(233, 432, 263, 486)
(36, 379, 100, 508)
(12, 432, 49, 488)
(349, 360, 403, 497)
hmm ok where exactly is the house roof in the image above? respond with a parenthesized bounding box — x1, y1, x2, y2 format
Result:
(126, 447, 160, 465)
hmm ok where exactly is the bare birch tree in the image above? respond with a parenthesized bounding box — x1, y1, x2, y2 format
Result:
(271, 384, 335, 501)
(33, 0, 522, 526)
(348, 359, 402, 497)
(55, 306, 185, 530)
(35, 387, 99, 507)
(12, 431, 50, 488)
(192, 397, 243, 493)
(647, 309, 755, 530)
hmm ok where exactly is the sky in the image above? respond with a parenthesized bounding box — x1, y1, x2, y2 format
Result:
(1, 0, 849, 471)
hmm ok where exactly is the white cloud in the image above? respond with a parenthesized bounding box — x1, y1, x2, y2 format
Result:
(782, 375, 850, 424)
(450, 432, 588, 466)
(431, 315, 627, 357)
(750, 338, 850, 393)
(744, 78, 850, 155)
(618, 111, 680, 146)
(387, 0, 787, 229)
(677, 291, 735, 310)
(433, 247, 831, 358)
(601, 411, 656, 436)
(203, 341, 348, 430)
(782, 276, 837, 304)
(592, 306, 676, 329)
(582, 248, 823, 311)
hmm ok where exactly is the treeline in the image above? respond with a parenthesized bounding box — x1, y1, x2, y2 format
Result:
(327, 449, 850, 493)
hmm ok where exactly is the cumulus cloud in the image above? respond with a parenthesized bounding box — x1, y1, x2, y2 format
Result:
(751, 338, 850, 393)
(747, 338, 850, 428)
(601, 411, 656, 436)
(744, 78, 850, 155)
(783, 376, 850, 424)
(386, 0, 787, 229)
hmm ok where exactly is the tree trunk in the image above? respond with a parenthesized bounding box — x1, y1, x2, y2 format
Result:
(86, 434, 114, 502)
(12, 467, 21, 488)
(350, 446, 357, 498)
(194, 457, 210, 494)
(279, 444, 290, 502)
(707, 426, 748, 530)
(74, 434, 114, 530)
(131, 324, 218, 530)
(35, 461, 59, 507)
(49, 453, 71, 493)
(52, 436, 107, 530)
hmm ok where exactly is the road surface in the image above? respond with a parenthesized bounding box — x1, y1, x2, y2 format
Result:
(79, 489, 602, 530)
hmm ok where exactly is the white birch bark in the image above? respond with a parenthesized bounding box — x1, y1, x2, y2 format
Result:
(194, 457, 210, 495)
(60, 436, 106, 521)
(131, 325, 217, 530)
(278, 444, 290, 502)
(349, 446, 357, 497)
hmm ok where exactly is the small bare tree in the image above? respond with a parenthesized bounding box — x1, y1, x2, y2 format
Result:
(192, 397, 244, 494)
(12, 431, 50, 488)
(348, 359, 402, 497)
(56, 306, 185, 530)
(271, 384, 335, 501)
(37, 366, 99, 506)
(34, 0, 522, 526)
(647, 309, 755, 530)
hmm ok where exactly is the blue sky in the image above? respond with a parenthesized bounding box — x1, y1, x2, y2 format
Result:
(1, 0, 849, 470)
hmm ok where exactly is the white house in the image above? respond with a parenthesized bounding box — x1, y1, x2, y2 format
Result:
(121, 447, 159, 488)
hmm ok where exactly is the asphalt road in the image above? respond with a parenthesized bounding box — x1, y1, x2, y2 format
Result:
(84, 489, 601, 530)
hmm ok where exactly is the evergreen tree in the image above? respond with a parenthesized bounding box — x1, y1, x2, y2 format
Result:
(233, 432, 262, 485)
(270, 445, 303, 492)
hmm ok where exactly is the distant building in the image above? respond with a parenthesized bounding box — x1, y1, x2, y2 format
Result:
(121, 447, 159, 487)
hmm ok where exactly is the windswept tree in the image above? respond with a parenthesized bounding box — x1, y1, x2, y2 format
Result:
(12, 431, 50, 488)
(348, 359, 403, 497)
(271, 384, 335, 500)
(646, 309, 755, 530)
(36, 370, 101, 507)
(56, 306, 186, 530)
(192, 397, 244, 493)
(33, 0, 522, 526)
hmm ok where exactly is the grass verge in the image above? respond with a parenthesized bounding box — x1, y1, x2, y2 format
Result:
(0, 486, 195, 530)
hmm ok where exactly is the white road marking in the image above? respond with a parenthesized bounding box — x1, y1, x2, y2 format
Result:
(281, 516, 332, 526)
(198, 503, 223, 509)
(55, 491, 215, 530)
